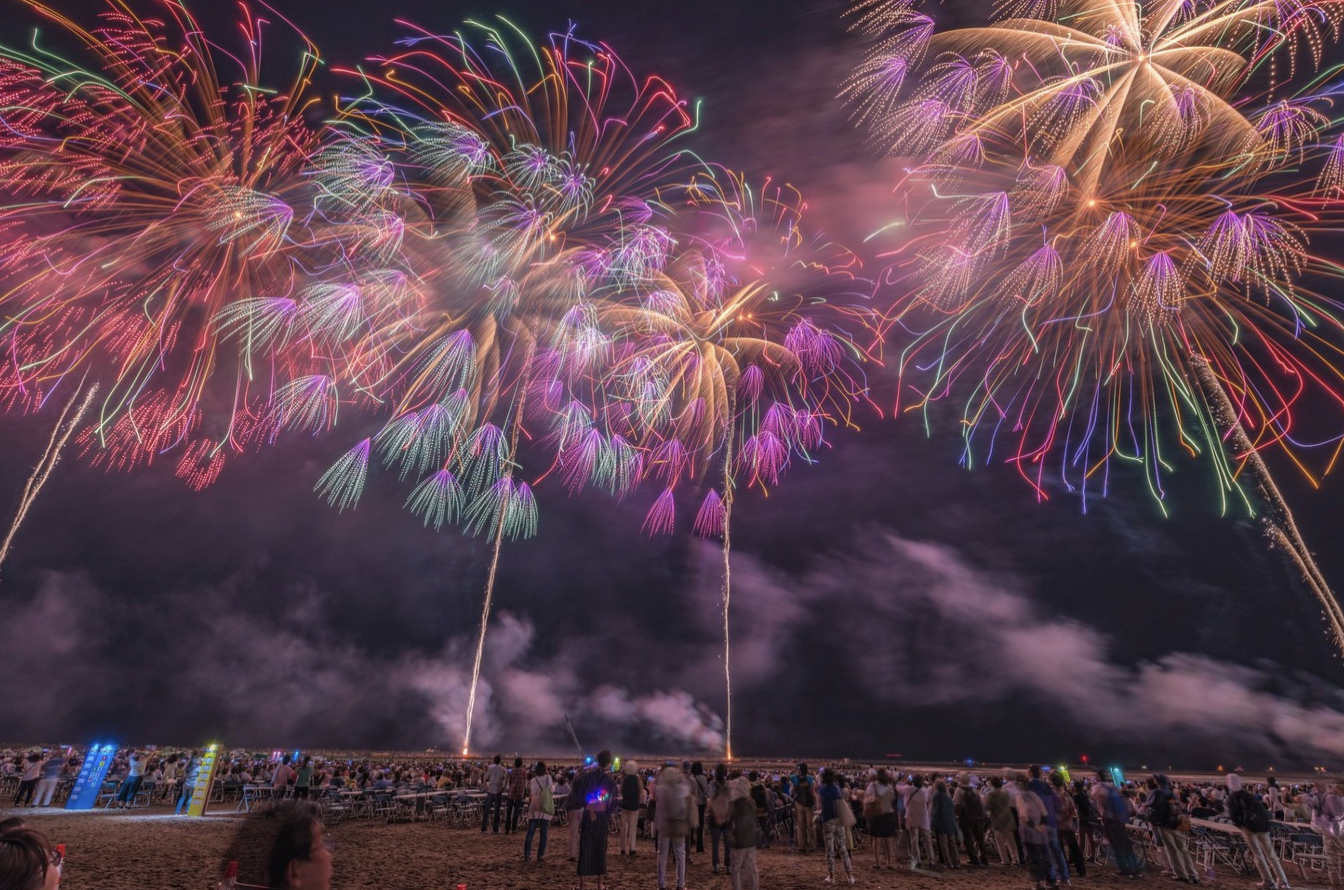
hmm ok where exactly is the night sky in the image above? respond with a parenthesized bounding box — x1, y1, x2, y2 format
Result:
(2, 0, 1343, 768)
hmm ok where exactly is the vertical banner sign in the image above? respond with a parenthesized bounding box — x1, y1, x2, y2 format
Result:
(186, 744, 221, 817)
(65, 743, 116, 810)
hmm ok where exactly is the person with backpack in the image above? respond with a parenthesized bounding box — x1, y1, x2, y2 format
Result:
(707, 764, 734, 874)
(654, 764, 696, 890)
(727, 775, 761, 890)
(792, 763, 817, 854)
(955, 774, 987, 867)
(523, 761, 554, 863)
(619, 760, 644, 857)
(986, 776, 1019, 866)
(1143, 774, 1198, 884)
(1228, 774, 1291, 890)
(1091, 770, 1141, 878)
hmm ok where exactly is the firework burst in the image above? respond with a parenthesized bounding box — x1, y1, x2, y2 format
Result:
(848, 0, 1344, 648)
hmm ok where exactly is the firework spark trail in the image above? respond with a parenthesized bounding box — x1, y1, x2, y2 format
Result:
(720, 423, 735, 760)
(0, 383, 97, 579)
(1195, 358, 1344, 651)
(462, 346, 533, 756)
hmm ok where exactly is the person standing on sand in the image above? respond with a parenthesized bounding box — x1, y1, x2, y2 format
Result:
(1092, 770, 1141, 879)
(160, 754, 178, 802)
(175, 751, 200, 815)
(481, 754, 506, 834)
(655, 763, 696, 890)
(272, 755, 295, 799)
(577, 750, 617, 890)
(707, 764, 733, 874)
(505, 756, 527, 835)
(1228, 773, 1290, 890)
(727, 775, 761, 890)
(955, 773, 987, 867)
(818, 768, 854, 885)
(865, 768, 898, 869)
(566, 768, 588, 861)
(792, 763, 816, 854)
(523, 761, 553, 863)
(294, 757, 314, 800)
(904, 775, 934, 870)
(31, 756, 64, 810)
(931, 780, 961, 870)
(115, 751, 143, 809)
(620, 760, 644, 857)
(690, 761, 708, 855)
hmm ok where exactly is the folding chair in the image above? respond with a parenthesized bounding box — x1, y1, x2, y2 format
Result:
(1291, 832, 1329, 883)
(133, 781, 156, 808)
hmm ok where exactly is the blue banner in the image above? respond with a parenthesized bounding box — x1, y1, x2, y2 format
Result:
(66, 743, 116, 810)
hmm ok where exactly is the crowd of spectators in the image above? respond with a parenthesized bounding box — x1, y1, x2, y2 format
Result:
(5, 745, 1341, 890)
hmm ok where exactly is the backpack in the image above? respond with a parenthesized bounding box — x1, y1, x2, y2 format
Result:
(960, 787, 984, 820)
(535, 778, 555, 816)
(794, 779, 815, 809)
(1104, 785, 1129, 823)
(1237, 791, 1272, 833)
(1161, 790, 1182, 830)
(661, 784, 688, 822)
(750, 783, 769, 818)
(728, 799, 759, 848)
(710, 784, 732, 826)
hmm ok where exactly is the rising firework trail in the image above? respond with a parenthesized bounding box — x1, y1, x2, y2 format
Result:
(1194, 358, 1344, 651)
(594, 171, 875, 757)
(0, 383, 97, 579)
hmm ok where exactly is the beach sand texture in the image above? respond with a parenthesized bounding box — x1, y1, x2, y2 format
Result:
(1, 803, 1302, 890)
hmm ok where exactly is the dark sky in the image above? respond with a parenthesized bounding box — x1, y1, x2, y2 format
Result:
(2, 0, 1344, 769)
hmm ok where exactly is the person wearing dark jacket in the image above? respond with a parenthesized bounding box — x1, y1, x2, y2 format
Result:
(1027, 766, 1070, 885)
(726, 776, 760, 890)
(955, 776, 987, 866)
(1227, 774, 1290, 889)
(931, 781, 961, 869)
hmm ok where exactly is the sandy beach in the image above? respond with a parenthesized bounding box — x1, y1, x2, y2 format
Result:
(1, 801, 1319, 890)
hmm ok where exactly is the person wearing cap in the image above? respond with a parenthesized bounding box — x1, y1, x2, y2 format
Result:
(1227, 774, 1290, 889)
